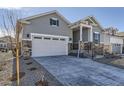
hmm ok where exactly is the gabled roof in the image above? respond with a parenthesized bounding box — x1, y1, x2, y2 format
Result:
(71, 16, 104, 30)
(21, 10, 71, 25)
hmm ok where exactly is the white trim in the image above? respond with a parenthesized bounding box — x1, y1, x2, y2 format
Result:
(70, 23, 92, 29)
(20, 27, 24, 55)
(80, 23, 92, 28)
(51, 17, 58, 20)
(70, 16, 103, 30)
(94, 31, 100, 34)
(121, 44, 123, 54)
(22, 38, 32, 41)
(30, 33, 69, 40)
(90, 26, 93, 42)
(88, 17, 96, 24)
(22, 33, 69, 42)
(80, 24, 83, 41)
(19, 20, 31, 24)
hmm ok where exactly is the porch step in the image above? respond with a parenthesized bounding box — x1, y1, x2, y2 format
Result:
(68, 53, 88, 58)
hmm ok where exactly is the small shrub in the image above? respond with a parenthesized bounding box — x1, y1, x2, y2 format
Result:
(24, 57, 30, 60)
(35, 75, 48, 86)
(35, 80, 48, 86)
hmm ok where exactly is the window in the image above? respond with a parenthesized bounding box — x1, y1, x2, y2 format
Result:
(1, 44, 3, 47)
(93, 32, 100, 44)
(44, 37, 51, 40)
(34, 37, 42, 39)
(50, 18, 59, 26)
(0, 44, 2, 47)
(69, 38, 72, 41)
(52, 38, 59, 40)
(27, 34, 30, 38)
(60, 38, 65, 41)
(4, 44, 6, 48)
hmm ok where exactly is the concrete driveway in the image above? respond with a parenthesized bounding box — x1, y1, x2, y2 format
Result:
(33, 56, 124, 86)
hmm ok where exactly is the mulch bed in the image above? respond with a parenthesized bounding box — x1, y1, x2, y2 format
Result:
(9, 72, 25, 81)
(28, 67, 37, 71)
(26, 62, 33, 65)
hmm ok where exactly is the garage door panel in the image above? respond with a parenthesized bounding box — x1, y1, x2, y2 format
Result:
(32, 36, 68, 57)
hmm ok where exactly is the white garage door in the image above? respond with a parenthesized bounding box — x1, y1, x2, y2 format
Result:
(32, 34, 69, 57)
(112, 44, 122, 54)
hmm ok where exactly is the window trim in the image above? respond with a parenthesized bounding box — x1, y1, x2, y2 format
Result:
(50, 17, 59, 27)
(93, 32, 100, 44)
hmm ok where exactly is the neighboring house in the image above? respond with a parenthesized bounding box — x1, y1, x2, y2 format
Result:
(19, 10, 124, 57)
(117, 32, 124, 53)
(0, 36, 16, 51)
(0, 40, 7, 50)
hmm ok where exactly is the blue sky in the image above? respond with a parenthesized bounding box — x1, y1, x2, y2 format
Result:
(1, 7, 124, 31)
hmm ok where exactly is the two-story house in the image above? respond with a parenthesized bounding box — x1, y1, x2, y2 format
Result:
(19, 10, 124, 57)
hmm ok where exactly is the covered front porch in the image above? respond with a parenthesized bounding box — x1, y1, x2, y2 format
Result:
(69, 22, 104, 57)
(70, 22, 93, 50)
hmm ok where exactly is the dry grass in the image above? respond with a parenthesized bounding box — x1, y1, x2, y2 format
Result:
(9, 72, 25, 81)
(111, 58, 124, 66)
(0, 60, 13, 85)
(95, 55, 124, 69)
(0, 51, 13, 62)
(0, 65, 3, 71)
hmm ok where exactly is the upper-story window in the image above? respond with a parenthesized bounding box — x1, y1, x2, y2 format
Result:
(93, 32, 100, 44)
(50, 18, 59, 27)
(0, 44, 2, 47)
(27, 34, 30, 38)
(4, 44, 6, 48)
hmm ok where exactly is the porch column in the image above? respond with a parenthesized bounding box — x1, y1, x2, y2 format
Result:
(80, 24, 83, 41)
(89, 26, 93, 42)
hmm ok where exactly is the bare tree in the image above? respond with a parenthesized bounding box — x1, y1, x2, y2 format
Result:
(0, 9, 23, 85)
(0, 9, 22, 56)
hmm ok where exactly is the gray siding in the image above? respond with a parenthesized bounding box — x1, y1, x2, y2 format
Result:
(73, 29, 88, 43)
(23, 13, 72, 40)
(82, 29, 88, 41)
(73, 30, 80, 43)
(103, 34, 110, 45)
